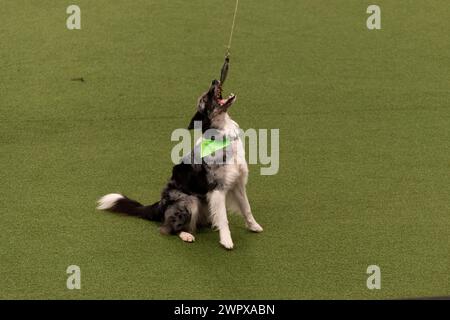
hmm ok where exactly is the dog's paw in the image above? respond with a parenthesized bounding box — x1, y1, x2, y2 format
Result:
(179, 232, 195, 243)
(220, 238, 234, 250)
(247, 222, 263, 233)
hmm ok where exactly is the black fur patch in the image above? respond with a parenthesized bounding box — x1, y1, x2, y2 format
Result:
(188, 112, 211, 132)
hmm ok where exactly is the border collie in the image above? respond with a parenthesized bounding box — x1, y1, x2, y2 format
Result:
(97, 79, 263, 250)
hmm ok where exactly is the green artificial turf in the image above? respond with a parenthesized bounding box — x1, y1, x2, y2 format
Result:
(1, 0, 449, 299)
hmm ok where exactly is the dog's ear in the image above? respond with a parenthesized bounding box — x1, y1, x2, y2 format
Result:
(188, 111, 204, 130)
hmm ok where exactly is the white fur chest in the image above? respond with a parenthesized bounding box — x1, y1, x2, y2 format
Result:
(196, 114, 249, 190)
(221, 117, 249, 188)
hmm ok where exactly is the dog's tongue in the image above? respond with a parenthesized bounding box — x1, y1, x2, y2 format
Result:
(219, 99, 227, 106)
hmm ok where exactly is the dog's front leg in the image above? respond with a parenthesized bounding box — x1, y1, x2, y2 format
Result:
(232, 184, 263, 233)
(208, 190, 234, 250)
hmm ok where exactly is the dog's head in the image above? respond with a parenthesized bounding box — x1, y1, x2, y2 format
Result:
(188, 80, 236, 132)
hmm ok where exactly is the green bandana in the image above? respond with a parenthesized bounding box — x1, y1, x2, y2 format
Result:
(201, 138, 231, 158)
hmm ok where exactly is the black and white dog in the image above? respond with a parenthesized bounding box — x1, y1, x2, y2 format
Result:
(97, 79, 262, 249)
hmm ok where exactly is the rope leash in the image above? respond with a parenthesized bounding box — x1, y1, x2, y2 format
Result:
(226, 0, 240, 57)
(220, 0, 239, 85)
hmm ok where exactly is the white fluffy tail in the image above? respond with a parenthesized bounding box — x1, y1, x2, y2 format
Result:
(97, 193, 125, 210)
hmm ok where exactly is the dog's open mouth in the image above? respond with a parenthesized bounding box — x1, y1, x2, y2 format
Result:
(218, 93, 236, 107)
(215, 82, 236, 109)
